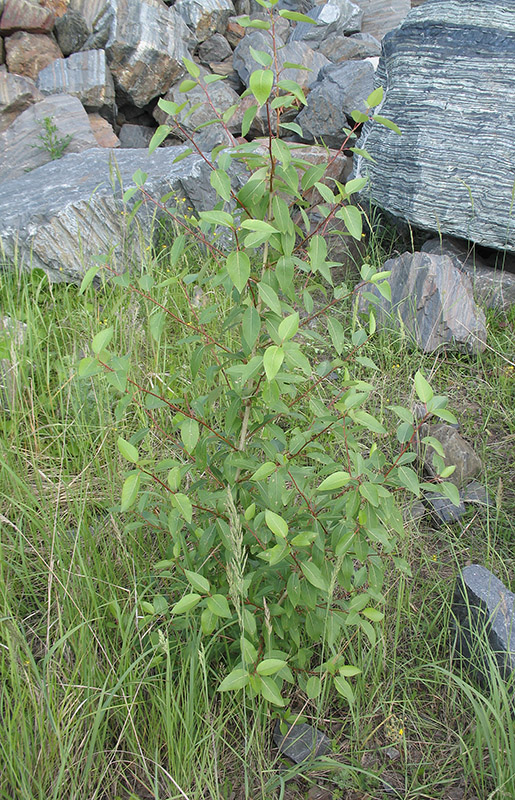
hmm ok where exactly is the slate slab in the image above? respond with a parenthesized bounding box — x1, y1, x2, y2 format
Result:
(0, 67, 43, 132)
(37, 49, 115, 112)
(273, 721, 331, 763)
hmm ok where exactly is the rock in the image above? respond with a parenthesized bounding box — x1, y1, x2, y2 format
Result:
(453, 565, 515, 685)
(154, 67, 241, 150)
(289, 0, 363, 47)
(356, 251, 487, 354)
(225, 15, 245, 47)
(296, 60, 375, 147)
(54, 8, 91, 55)
(118, 122, 155, 148)
(0, 94, 97, 182)
(354, 0, 515, 253)
(233, 31, 329, 88)
(273, 721, 331, 764)
(354, 0, 410, 40)
(420, 424, 483, 489)
(0, 36, 3, 64)
(424, 491, 466, 524)
(88, 112, 119, 146)
(0, 145, 246, 282)
(0, 68, 43, 132)
(37, 50, 115, 112)
(318, 31, 381, 62)
(0, 0, 55, 34)
(461, 480, 493, 508)
(5, 31, 63, 80)
(0, 316, 27, 412)
(40, 0, 69, 15)
(421, 238, 515, 312)
(198, 32, 232, 64)
(68, 0, 113, 50)
(173, 0, 235, 42)
(206, 59, 242, 93)
(105, 0, 193, 107)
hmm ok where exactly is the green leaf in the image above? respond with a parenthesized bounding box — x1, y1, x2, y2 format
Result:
(249, 69, 274, 106)
(184, 570, 210, 594)
(439, 481, 461, 508)
(259, 675, 285, 706)
(181, 418, 200, 452)
(183, 56, 200, 78)
(218, 668, 249, 692)
(257, 282, 282, 315)
(278, 312, 299, 342)
(199, 210, 234, 228)
(263, 345, 284, 381)
(338, 665, 361, 677)
(306, 675, 322, 699)
(132, 168, 148, 187)
(366, 86, 383, 108)
(327, 317, 345, 355)
(397, 466, 420, 496)
(334, 675, 355, 703)
(207, 594, 232, 618)
(79, 265, 100, 294)
(301, 562, 328, 592)
(372, 114, 401, 135)
(172, 593, 202, 614)
(150, 310, 166, 342)
(78, 357, 101, 378)
(414, 370, 433, 403)
(249, 46, 273, 66)
(91, 326, 113, 355)
(362, 607, 384, 622)
(278, 9, 316, 22)
(117, 437, 139, 464)
(317, 471, 351, 492)
(241, 103, 258, 138)
(173, 492, 193, 524)
(265, 509, 288, 539)
(121, 471, 140, 512)
(179, 78, 197, 92)
(251, 462, 276, 481)
(242, 305, 261, 351)
(148, 124, 171, 154)
(226, 250, 251, 293)
(335, 205, 362, 240)
(256, 658, 288, 676)
(210, 169, 232, 202)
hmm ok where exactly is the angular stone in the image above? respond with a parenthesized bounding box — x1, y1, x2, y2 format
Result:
(0, 0, 55, 34)
(233, 31, 329, 88)
(0, 36, 4, 64)
(273, 721, 331, 764)
(421, 238, 515, 311)
(174, 0, 235, 42)
(54, 8, 91, 55)
(154, 67, 241, 150)
(0, 145, 246, 282)
(40, 0, 69, 15)
(296, 60, 375, 147)
(354, 0, 515, 253)
(0, 316, 27, 411)
(354, 0, 410, 39)
(0, 94, 96, 182)
(453, 565, 515, 685)
(198, 32, 232, 64)
(105, 0, 193, 107)
(421, 424, 483, 489)
(5, 31, 63, 80)
(356, 251, 487, 354)
(318, 31, 381, 62)
(424, 491, 466, 524)
(225, 15, 245, 47)
(289, 0, 363, 46)
(118, 122, 155, 148)
(0, 68, 43, 132)
(462, 480, 493, 508)
(88, 112, 119, 147)
(37, 50, 114, 112)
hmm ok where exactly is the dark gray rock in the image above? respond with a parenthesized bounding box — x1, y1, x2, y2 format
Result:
(354, 0, 515, 253)
(0, 145, 246, 282)
(198, 32, 232, 64)
(354, 0, 410, 40)
(289, 0, 363, 46)
(37, 50, 115, 112)
(453, 565, 515, 685)
(105, 0, 193, 107)
(118, 122, 155, 148)
(233, 31, 329, 89)
(0, 67, 43, 132)
(296, 60, 375, 147)
(318, 31, 381, 62)
(174, 0, 235, 42)
(421, 238, 515, 311)
(420, 424, 483, 489)
(54, 8, 91, 56)
(424, 491, 466, 523)
(356, 251, 487, 354)
(462, 480, 493, 508)
(273, 721, 331, 763)
(0, 94, 97, 182)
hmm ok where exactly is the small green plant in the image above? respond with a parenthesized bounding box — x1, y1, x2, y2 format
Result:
(32, 116, 72, 161)
(78, 0, 459, 710)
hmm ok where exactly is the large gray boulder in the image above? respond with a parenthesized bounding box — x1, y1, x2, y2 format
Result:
(289, 0, 363, 46)
(354, 0, 410, 40)
(296, 60, 375, 147)
(356, 251, 487, 353)
(233, 31, 329, 88)
(0, 67, 43, 132)
(0, 146, 246, 282)
(174, 0, 235, 42)
(0, 94, 97, 182)
(36, 50, 115, 112)
(355, 0, 515, 253)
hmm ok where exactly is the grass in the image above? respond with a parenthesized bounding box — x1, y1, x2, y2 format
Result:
(0, 227, 514, 800)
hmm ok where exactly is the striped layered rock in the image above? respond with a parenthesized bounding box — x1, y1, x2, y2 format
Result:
(37, 50, 115, 111)
(0, 68, 43, 132)
(289, 0, 363, 46)
(355, 0, 515, 252)
(0, 0, 55, 34)
(354, 0, 410, 39)
(4, 31, 63, 80)
(105, 0, 193, 107)
(174, 0, 235, 42)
